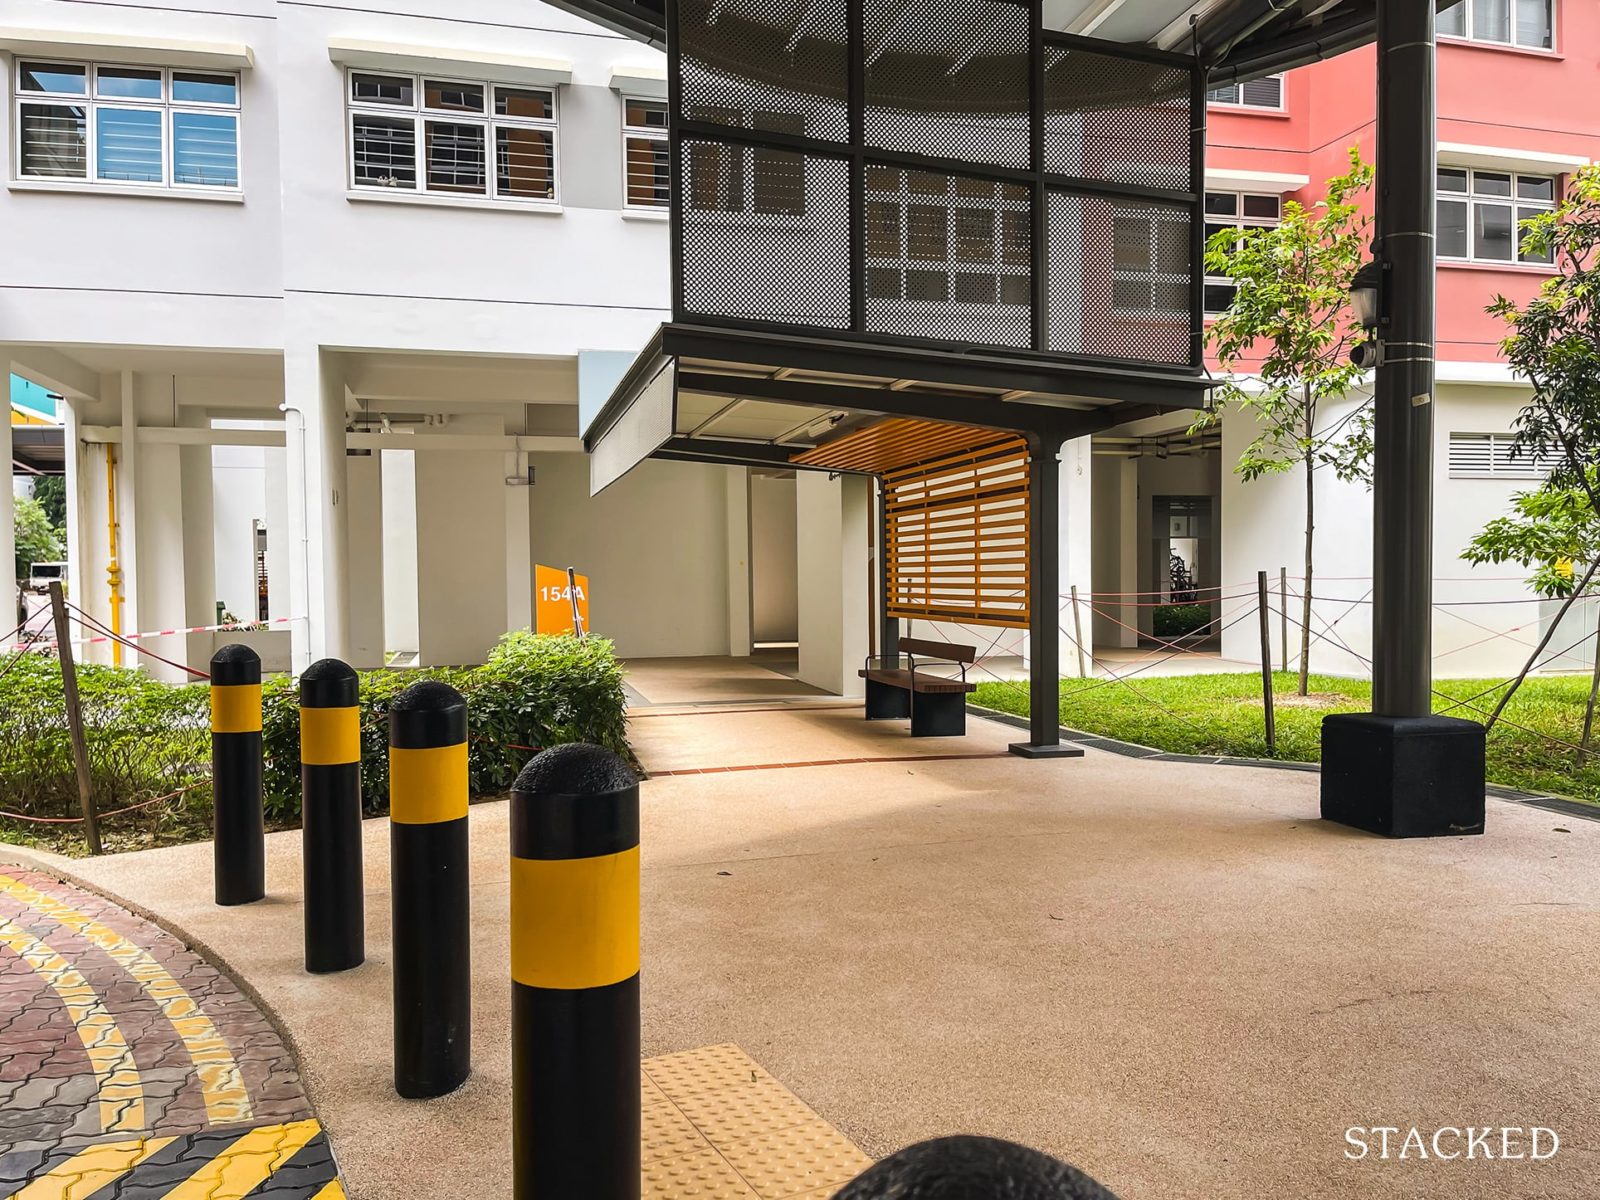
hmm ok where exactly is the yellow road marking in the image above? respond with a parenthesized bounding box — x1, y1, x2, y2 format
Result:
(6, 1135, 174, 1200)
(0, 874, 253, 1125)
(311, 1180, 348, 1200)
(0, 919, 145, 1134)
(160, 1119, 321, 1200)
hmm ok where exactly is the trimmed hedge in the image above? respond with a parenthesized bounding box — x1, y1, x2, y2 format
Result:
(260, 632, 628, 821)
(1152, 603, 1216, 639)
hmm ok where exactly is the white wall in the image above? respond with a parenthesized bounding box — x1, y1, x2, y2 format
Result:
(750, 474, 799, 644)
(345, 453, 385, 668)
(528, 453, 733, 659)
(381, 450, 420, 653)
(213, 445, 270, 621)
(415, 421, 508, 666)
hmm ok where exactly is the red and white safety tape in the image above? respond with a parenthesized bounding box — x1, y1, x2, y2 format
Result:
(5, 616, 302, 653)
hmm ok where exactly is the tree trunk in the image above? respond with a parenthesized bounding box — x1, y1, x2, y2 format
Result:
(1299, 446, 1314, 697)
(1581, 600, 1600, 754)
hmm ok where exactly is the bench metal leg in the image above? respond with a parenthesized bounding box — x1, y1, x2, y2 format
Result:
(910, 691, 966, 737)
(865, 679, 911, 720)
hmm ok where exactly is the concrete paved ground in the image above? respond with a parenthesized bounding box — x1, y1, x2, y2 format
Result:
(9, 699, 1599, 1199)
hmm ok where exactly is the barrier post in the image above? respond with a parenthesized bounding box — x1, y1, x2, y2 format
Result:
(211, 644, 265, 906)
(389, 680, 471, 1098)
(300, 658, 364, 974)
(1258, 571, 1277, 755)
(511, 743, 640, 1199)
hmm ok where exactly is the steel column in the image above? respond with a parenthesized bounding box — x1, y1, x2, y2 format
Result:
(1370, 0, 1436, 718)
(1010, 436, 1082, 758)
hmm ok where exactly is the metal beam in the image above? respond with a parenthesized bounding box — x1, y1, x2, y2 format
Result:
(654, 437, 868, 474)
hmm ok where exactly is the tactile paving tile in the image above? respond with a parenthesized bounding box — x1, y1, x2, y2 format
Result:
(639, 1044, 872, 1199)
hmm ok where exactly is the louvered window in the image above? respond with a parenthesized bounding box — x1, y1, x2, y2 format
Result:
(1448, 432, 1552, 479)
(1206, 75, 1284, 111)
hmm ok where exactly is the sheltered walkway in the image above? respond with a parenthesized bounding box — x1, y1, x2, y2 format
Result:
(3, 701, 1596, 1198)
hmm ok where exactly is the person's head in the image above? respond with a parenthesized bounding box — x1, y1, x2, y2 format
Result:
(833, 1136, 1119, 1200)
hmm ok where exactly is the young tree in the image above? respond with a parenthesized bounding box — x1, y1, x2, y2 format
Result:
(1194, 148, 1376, 695)
(1468, 164, 1600, 730)
(31, 475, 66, 534)
(15, 495, 63, 583)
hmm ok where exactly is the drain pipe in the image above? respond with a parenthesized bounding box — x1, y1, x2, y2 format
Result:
(105, 445, 123, 667)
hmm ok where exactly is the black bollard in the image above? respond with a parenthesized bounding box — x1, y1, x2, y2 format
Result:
(211, 644, 265, 906)
(510, 743, 640, 1199)
(389, 679, 471, 1098)
(300, 658, 365, 973)
(833, 1136, 1121, 1200)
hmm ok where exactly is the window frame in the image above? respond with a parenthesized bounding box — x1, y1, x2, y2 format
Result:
(1436, 0, 1557, 53)
(1205, 74, 1285, 112)
(344, 68, 560, 207)
(1111, 201, 1192, 317)
(11, 59, 242, 193)
(1202, 191, 1282, 315)
(1436, 166, 1558, 266)
(1447, 431, 1553, 480)
(620, 94, 668, 212)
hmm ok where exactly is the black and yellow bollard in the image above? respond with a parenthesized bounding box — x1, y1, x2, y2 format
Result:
(211, 644, 265, 906)
(300, 658, 364, 974)
(389, 680, 471, 1098)
(510, 743, 640, 1199)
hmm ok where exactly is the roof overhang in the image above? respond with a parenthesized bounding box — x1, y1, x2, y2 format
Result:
(584, 322, 1212, 493)
(12, 425, 64, 476)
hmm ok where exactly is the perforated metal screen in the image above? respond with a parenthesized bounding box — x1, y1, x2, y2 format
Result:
(670, 2, 1203, 368)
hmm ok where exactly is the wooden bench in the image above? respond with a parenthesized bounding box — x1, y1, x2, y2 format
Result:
(859, 637, 978, 737)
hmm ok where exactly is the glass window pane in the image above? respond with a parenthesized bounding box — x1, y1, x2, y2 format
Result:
(1156, 219, 1190, 274)
(352, 73, 413, 106)
(96, 66, 162, 100)
(18, 103, 87, 177)
(1204, 283, 1236, 313)
(172, 72, 237, 104)
(495, 87, 552, 120)
(954, 208, 994, 263)
(953, 273, 996, 304)
(905, 270, 948, 302)
(1517, 207, 1554, 263)
(1517, 175, 1555, 202)
(907, 205, 949, 260)
(351, 114, 416, 188)
(1204, 193, 1237, 216)
(495, 126, 554, 199)
(1438, 199, 1469, 257)
(1475, 202, 1514, 260)
(625, 99, 668, 130)
(1438, 167, 1469, 194)
(907, 171, 945, 196)
(1437, 2, 1466, 36)
(1154, 280, 1188, 311)
(1242, 194, 1279, 219)
(426, 121, 486, 193)
(1206, 84, 1239, 105)
(865, 165, 898, 192)
(867, 267, 901, 299)
(1475, 171, 1512, 198)
(172, 111, 238, 186)
(866, 201, 900, 257)
(1114, 217, 1151, 271)
(424, 80, 484, 114)
(1001, 211, 1029, 267)
(1114, 278, 1151, 309)
(999, 275, 1030, 305)
(1472, 0, 1510, 42)
(19, 62, 86, 94)
(96, 107, 163, 182)
(624, 136, 668, 207)
(751, 147, 804, 215)
(1515, 0, 1551, 47)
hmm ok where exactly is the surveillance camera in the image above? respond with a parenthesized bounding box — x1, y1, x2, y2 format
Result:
(1351, 340, 1383, 369)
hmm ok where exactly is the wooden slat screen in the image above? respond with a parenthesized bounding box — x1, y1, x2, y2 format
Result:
(884, 436, 1030, 629)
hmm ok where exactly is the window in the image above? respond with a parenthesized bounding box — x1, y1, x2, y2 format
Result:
(13, 60, 239, 189)
(1448, 432, 1553, 479)
(347, 70, 557, 203)
(863, 169, 1030, 306)
(623, 97, 668, 209)
(1206, 75, 1284, 110)
(1437, 168, 1556, 264)
(685, 109, 806, 217)
(1112, 203, 1190, 313)
(1437, 0, 1554, 50)
(1203, 191, 1281, 313)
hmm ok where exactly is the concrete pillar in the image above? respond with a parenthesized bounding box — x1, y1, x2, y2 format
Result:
(282, 347, 350, 672)
(61, 395, 86, 632)
(0, 372, 15, 628)
(796, 471, 870, 697)
(179, 407, 216, 673)
(1059, 437, 1093, 674)
(346, 451, 385, 669)
(117, 370, 140, 646)
(725, 467, 751, 657)
(381, 449, 420, 655)
(505, 451, 533, 634)
(415, 417, 507, 666)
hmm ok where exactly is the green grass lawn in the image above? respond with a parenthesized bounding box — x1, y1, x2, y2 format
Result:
(971, 672, 1600, 806)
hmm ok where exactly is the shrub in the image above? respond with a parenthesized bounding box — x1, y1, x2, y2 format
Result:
(1152, 603, 1216, 639)
(260, 632, 629, 822)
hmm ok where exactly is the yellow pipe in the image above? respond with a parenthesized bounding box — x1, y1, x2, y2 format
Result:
(105, 445, 123, 668)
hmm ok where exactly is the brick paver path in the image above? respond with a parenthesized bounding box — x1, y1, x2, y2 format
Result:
(0, 869, 343, 1198)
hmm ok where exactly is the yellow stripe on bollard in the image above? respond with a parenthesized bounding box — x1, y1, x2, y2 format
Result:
(300, 706, 361, 766)
(510, 846, 640, 991)
(210, 684, 263, 734)
(389, 743, 468, 824)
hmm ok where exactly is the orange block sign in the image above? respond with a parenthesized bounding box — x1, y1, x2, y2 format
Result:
(535, 565, 591, 636)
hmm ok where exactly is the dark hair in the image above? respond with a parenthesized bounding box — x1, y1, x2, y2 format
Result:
(833, 1136, 1120, 1200)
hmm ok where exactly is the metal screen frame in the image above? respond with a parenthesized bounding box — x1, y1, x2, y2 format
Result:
(666, 0, 1205, 371)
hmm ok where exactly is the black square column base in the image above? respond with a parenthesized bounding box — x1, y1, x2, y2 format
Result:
(1008, 741, 1086, 759)
(1320, 713, 1486, 838)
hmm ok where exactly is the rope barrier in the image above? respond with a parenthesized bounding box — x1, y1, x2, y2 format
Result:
(0, 778, 210, 826)
(64, 603, 210, 680)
